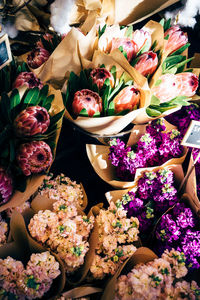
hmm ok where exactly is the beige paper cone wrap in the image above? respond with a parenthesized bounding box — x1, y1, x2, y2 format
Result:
(0, 85, 64, 213)
(0, 211, 65, 300)
(101, 247, 158, 300)
(86, 120, 187, 189)
(60, 286, 102, 299)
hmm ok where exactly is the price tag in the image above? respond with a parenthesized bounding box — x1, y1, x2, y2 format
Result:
(0, 33, 12, 70)
(181, 120, 200, 148)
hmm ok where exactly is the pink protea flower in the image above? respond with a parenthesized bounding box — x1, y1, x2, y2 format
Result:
(132, 29, 151, 53)
(14, 106, 50, 137)
(36, 33, 53, 48)
(111, 38, 138, 62)
(90, 68, 114, 90)
(17, 141, 53, 176)
(134, 51, 158, 77)
(72, 89, 103, 117)
(113, 85, 140, 113)
(176, 72, 199, 97)
(151, 73, 180, 103)
(164, 25, 188, 55)
(27, 47, 50, 69)
(13, 72, 43, 90)
(0, 168, 13, 205)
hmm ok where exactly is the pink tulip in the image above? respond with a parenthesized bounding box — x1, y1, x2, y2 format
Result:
(14, 106, 50, 137)
(13, 72, 43, 90)
(111, 38, 138, 62)
(164, 25, 188, 55)
(176, 72, 199, 97)
(113, 85, 140, 113)
(72, 89, 103, 117)
(134, 51, 158, 77)
(90, 68, 114, 90)
(0, 168, 13, 205)
(17, 141, 53, 176)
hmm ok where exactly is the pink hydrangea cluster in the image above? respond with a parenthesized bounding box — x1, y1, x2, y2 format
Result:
(29, 187, 94, 272)
(38, 173, 84, 208)
(0, 215, 8, 247)
(114, 249, 200, 300)
(0, 251, 60, 299)
(109, 119, 183, 181)
(90, 201, 139, 279)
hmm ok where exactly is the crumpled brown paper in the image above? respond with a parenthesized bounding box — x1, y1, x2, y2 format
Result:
(86, 120, 187, 189)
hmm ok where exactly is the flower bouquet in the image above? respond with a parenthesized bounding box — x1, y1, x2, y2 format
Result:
(0, 84, 65, 212)
(102, 247, 200, 300)
(86, 119, 187, 188)
(105, 164, 184, 244)
(0, 210, 65, 299)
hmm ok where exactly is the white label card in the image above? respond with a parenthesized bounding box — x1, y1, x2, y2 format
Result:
(0, 33, 12, 70)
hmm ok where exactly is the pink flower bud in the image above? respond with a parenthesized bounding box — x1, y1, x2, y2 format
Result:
(113, 85, 140, 113)
(27, 47, 50, 69)
(152, 73, 180, 103)
(176, 72, 199, 97)
(17, 141, 53, 176)
(90, 68, 114, 90)
(164, 25, 188, 55)
(14, 106, 50, 137)
(0, 168, 13, 205)
(134, 51, 158, 77)
(132, 29, 151, 53)
(13, 72, 43, 90)
(111, 38, 138, 62)
(72, 89, 103, 117)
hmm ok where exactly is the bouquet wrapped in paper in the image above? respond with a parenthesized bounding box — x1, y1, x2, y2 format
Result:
(86, 119, 187, 188)
(0, 210, 65, 299)
(0, 84, 64, 212)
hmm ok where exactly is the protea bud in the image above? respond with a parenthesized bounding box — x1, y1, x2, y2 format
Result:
(36, 33, 53, 48)
(134, 51, 158, 77)
(132, 29, 151, 53)
(13, 72, 43, 90)
(17, 141, 53, 176)
(176, 72, 199, 97)
(113, 85, 140, 114)
(0, 168, 13, 205)
(151, 74, 179, 103)
(111, 38, 138, 62)
(72, 89, 103, 117)
(27, 47, 50, 69)
(164, 25, 188, 55)
(14, 106, 50, 137)
(90, 68, 114, 90)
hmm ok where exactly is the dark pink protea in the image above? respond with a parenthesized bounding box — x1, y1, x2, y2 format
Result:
(14, 106, 50, 137)
(111, 38, 138, 62)
(132, 29, 151, 53)
(134, 51, 158, 77)
(13, 72, 44, 90)
(151, 73, 179, 103)
(17, 141, 53, 176)
(36, 33, 53, 48)
(164, 25, 188, 55)
(176, 72, 199, 97)
(72, 89, 103, 117)
(90, 68, 114, 90)
(0, 168, 13, 205)
(27, 47, 50, 69)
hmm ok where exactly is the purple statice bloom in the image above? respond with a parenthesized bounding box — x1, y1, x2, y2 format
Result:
(172, 202, 186, 217)
(166, 104, 200, 136)
(159, 130, 183, 162)
(156, 214, 181, 243)
(176, 207, 196, 229)
(157, 169, 174, 185)
(137, 171, 158, 200)
(109, 138, 131, 167)
(146, 118, 166, 140)
(178, 229, 200, 269)
(154, 184, 178, 212)
(122, 191, 144, 218)
(137, 133, 158, 162)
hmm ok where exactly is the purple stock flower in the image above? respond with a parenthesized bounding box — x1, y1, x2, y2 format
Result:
(156, 214, 181, 243)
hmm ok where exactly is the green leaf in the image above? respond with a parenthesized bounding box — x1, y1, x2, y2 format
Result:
(110, 65, 117, 82)
(118, 46, 128, 60)
(164, 18, 171, 31)
(151, 95, 160, 105)
(0, 92, 11, 122)
(10, 89, 21, 110)
(137, 39, 152, 56)
(107, 100, 115, 116)
(154, 79, 162, 87)
(50, 109, 65, 126)
(167, 95, 190, 106)
(93, 111, 101, 117)
(98, 24, 107, 38)
(0, 125, 12, 145)
(38, 85, 49, 104)
(23, 87, 40, 106)
(42, 94, 54, 111)
(79, 108, 89, 117)
(164, 34, 169, 40)
(125, 26, 133, 38)
(146, 107, 161, 117)
(170, 43, 190, 56)
(159, 18, 165, 27)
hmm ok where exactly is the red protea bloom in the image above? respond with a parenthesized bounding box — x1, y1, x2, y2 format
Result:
(111, 38, 138, 62)
(17, 141, 53, 176)
(151, 73, 179, 103)
(36, 33, 53, 48)
(113, 85, 140, 114)
(14, 106, 50, 137)
(27, 47, 50, 69)
(132, 29, 151, 53)
(13, 72, 43, 90)
(164, 25, 188, 55)
(134, 51, 158, 77)
(72, 89, 103, 117)
(0, 168, 13, 205)
(90, 68, 114, 90)
(176, 72, 199, 97)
